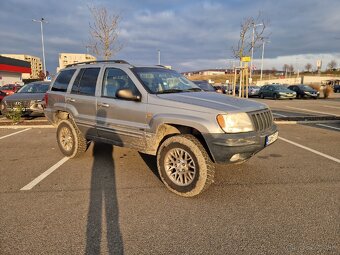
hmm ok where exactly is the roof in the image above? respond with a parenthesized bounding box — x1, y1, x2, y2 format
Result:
(0, 55, 31, 73)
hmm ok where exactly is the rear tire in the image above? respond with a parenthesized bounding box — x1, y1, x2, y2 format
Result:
(157, 134, 215, 197)
(260, 93, 264, 99)
(57, 119, 87, 158)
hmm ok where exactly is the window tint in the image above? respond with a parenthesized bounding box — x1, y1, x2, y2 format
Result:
(52, 69, 76, 92)
(102, 68, 138, 98)
(71, 69, 85, 94)
(71, 68, 100, 96)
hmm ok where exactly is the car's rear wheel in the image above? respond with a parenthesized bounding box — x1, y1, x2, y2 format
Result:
(259, 93, 264, 99)
(157, 134, 215, 197)
(57, 119, 87, 158)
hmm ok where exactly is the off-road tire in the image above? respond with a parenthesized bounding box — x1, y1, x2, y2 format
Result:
(157, 134, 215, 197)
(57, 119, 87, 158)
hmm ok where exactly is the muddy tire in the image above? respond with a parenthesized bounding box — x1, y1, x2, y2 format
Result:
(56, 119, 87, 158)
(157, 134, 215, 197)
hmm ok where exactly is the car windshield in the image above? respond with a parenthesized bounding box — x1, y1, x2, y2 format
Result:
(133, 67, 202, 94)
(18, 83, 50, 93)
(274, 85, 289, 91)
(193, 81, 215, 92)
(1, 85, 14, 90)
(299, 85, 314, 91)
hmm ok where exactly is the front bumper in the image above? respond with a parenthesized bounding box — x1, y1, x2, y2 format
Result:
(1, 103, 45, 116)
(278, 93, 296, 99)
(204, 124, 278, 164)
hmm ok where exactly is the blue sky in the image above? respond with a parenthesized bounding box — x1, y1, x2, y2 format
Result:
(1, 0, 339, 74)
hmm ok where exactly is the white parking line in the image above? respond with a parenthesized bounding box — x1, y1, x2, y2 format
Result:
(0, 128, 32, 140)
(278, 137, 340, 164)
(273, 112, 288, 117)
(20, 157, 70, 191)
(316, 123, 340, 131)
(285, 106, 340, 117)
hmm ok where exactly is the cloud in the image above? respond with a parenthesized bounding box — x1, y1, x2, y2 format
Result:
(0, 0, 339, 73)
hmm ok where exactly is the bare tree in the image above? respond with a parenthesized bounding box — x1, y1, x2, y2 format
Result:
(288, 65, 294, 75)
(232, 12, 269, 60)
(327, 60, 337, 71)
(88, 5, 123, 60)
(282, 64, 289, 72)
(305, 63, 312, 72)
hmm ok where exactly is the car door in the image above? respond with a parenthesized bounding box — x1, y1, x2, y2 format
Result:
(66, 67, 100, 137)
(267, 86, 275, 97)
(96, 67, 147, 150)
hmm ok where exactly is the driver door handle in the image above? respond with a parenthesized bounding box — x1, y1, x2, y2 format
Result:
(97, 102, 109, 108)
(67, 98, 76, 102)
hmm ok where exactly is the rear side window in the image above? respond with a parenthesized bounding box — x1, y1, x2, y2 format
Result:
(52, 69, 76, 92)
(71, 68, 100, 96)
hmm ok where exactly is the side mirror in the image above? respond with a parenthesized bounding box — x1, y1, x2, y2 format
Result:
(116, 88, 141, 102)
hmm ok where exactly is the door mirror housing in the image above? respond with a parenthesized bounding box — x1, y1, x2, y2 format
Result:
(116, 88, 141, 102)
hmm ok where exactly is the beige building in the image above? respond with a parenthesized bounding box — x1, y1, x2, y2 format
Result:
(57, 53, 96, 72)
(0, 54, 42, 79)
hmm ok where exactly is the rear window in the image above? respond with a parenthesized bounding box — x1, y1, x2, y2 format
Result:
(52, 69, 76, 92)
(71, 68, 100, 96)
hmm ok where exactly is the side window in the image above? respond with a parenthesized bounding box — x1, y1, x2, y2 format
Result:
(102, 68, 138, 98)
(71, 68, 100, 96)
(52, 69, 76, 92)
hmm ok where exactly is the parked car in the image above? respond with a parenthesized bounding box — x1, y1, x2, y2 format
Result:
(259, 85, 296, 100)
(0, 81, 50, 116)
(213, 85, 227, 94)
(334, 84, 340, 93)
(248, 86, 261, 97)
(0, 90, 6, 103)
(0, 84, 22, 96)
(192, 80, 216, 92)
(287, 84, 319, 99)
(44, 60, 278, 197)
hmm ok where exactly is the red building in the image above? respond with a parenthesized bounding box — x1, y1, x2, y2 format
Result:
(0, 56, 31, 86)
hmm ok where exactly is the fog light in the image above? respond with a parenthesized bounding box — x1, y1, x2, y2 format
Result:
(230, 153, 241, 162)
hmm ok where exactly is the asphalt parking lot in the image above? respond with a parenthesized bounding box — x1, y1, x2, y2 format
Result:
(0, 111, 339, 254)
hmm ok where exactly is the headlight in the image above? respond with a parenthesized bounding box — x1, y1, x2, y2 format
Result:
(279, 92, 285, 95)
(217, 113, 254, 133)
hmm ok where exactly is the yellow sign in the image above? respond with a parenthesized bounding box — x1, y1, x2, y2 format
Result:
(241, 56, 251, 62)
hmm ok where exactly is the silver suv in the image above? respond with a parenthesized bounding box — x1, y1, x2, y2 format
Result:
(45, 60, 278, 197)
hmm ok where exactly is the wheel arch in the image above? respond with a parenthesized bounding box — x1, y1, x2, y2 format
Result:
(145, 123, 215, 163)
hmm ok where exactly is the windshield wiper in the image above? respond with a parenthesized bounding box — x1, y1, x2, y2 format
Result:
(186, 88, 203, 92)
(157, 89, 184, 94)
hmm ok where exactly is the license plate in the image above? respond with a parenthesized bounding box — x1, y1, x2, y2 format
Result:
(266, 131, 278, 146)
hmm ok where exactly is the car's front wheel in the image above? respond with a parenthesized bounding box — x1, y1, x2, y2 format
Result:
(57, 119, 87, 158)
(157, 134, 215, 197)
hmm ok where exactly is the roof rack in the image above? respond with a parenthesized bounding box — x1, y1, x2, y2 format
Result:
(65, 60, 131, 68)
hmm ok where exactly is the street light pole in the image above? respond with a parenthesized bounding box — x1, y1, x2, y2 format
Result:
(250, 23, 263, 79)
(260, 39, 270, 81)
(32, 18, 48, 77)
(158, 49, 161, 65)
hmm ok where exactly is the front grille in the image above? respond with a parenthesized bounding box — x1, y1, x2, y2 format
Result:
(249, 109, 273, 131)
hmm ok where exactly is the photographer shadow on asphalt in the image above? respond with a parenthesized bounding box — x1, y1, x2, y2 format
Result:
(85, 108, 124, 255)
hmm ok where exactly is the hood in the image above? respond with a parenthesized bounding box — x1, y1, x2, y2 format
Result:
(3, 93, 45, 102)
(152, 92, 268, 113)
